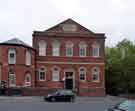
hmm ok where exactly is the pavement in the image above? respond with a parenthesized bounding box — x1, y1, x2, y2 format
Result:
(0, 96, 125, 111)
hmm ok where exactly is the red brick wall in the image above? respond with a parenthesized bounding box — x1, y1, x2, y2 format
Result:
(0, 45, 36, 87)
(32, 31, 105, 96)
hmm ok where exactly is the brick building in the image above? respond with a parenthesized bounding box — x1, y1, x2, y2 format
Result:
(33, 19, 106, 96)
(0, 38, 36, 89)
(0, 19, 106, 96)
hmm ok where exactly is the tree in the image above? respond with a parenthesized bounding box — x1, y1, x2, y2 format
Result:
(105, 39, 135, 95)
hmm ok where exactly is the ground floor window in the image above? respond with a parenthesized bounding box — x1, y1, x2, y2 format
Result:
(24, 73, 31, 87)
(9, 72, 16, 87)
(39, 67, 46, 81)
(91, 67, 100, 82)
(79, 67, 86, 80)
(52, 67, 60, 81)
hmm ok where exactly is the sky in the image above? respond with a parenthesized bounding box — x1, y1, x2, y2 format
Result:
(0, 0, 135, 46)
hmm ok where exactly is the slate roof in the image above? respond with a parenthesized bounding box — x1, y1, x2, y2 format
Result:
(0, 38, 33, 49)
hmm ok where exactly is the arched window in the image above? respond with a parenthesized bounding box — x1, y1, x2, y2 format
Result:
(25, 49, 31, 66)
(79, 42, 87, 57)
(65, 41, 73, 56)
(92, 43, 100, 57)
(52, 40, 60, 56)
(79, 67, 86, 80)
(52, 67, 60, 81)
(91, 67, 100, 82)
(39, 67, 47, 81)
(38, 41, 46, 56)
(9, 68, 16, 87)
(24, 73, 31, 87)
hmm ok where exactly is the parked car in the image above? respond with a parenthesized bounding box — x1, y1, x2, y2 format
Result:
(107, 100, 135, 111)
(44, 89, 75, 102)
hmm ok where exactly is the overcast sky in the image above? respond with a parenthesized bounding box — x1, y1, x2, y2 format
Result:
(0, 0, 135, 46)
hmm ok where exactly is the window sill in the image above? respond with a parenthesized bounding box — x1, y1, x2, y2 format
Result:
(92, 80, 100, 83)
(38, 80, 46, 81)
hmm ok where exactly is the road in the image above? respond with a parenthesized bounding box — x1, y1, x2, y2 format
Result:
(0, 96, 124, 111)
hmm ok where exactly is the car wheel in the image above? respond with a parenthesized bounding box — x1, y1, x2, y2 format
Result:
(51, 97, 55, 102)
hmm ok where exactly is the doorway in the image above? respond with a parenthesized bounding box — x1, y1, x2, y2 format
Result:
(65, 72, 74, 90)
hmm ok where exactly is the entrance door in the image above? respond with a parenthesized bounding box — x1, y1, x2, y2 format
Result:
(65, 72, 73, 90)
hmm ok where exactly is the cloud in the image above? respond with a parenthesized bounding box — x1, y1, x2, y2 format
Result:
(0, 0, 135, 46)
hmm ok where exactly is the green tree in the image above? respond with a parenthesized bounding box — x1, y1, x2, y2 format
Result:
(105, 39, 135, 95)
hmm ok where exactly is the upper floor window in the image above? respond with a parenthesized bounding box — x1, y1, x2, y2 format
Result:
(92, 44, 100, 57)
(52, 41, 60, 56)
(66, 41, 73, 57)
(38, 41, 46, 56)
(9, 68, 16, 87)
(38, 67, 47, 81)
(25, 49, 31, 66)
(79, 67, 86, 81)
(91, 67, 100, 82)
(8, 49, 16, 64)
(52, 67, 60, 81)
(79, 42, 87, 57)
(24, 73, 31, 87)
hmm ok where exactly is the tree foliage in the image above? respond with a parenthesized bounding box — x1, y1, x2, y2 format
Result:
(105, 39, 135, 95)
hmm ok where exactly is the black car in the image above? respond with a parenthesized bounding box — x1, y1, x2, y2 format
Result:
(44, 90, 75, 102)
(107, 100, 135, 111)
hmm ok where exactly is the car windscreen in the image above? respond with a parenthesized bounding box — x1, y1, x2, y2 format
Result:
(118, 100, 135, 111)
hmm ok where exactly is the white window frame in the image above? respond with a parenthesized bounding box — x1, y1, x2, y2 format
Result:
(8, 49, 16, 64)
(79, 67, 86, 81)
(25, 49, 31, 66)
(39, 41, 46, 56)
(9, 72, 16, 87)
(24, 73, 31, 87)
(39, 68, 46, 81)
(52, 41, 60, 56)
(91, 67, 100, 82)
(79, 42, 87, 57)
(92, 44, 100, 57)
(52, 67, 60, 81)
(0, 65, 1, 83)
(66, 42, 73, 57)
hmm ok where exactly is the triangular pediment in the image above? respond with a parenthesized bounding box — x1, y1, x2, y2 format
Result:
(44, 18, 94, 34)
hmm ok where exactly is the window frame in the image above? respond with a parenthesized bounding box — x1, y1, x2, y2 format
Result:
(24, 73, 31, 87)
(91, 67, 100, 82)
(92, 44, 100, 57)
(79, 42, 87, 57)
(52, 41, 60, 56)
(8, 48, 16, 64)
(9, 71, 16, 87)
(25, 49, 31, 66)
(38, 67, 46, 81)
(79, 67, 86, 81)
(66, 42, 73, 57)
(38, 41, 46, 56)
(52, 67, 60, 81)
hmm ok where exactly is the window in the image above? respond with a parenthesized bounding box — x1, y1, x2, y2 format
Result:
(79, 67, 86, 80)
(52, 41, 60, 56)
(9, 69, 16, 87)
(66, 42, 73, 56)
(91, 67, 100, 82)
(25, 49, 31, 66)
(52, 67, 60, 81)
(79, 42, 87, 57)
(92, 44, 99, 57)
(8, 49, 16, 64)
(24, 73, 31, 87)
(39, 67, 46, 81)
(0, 65, 1, 82)
(39, 41, 46, 56)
